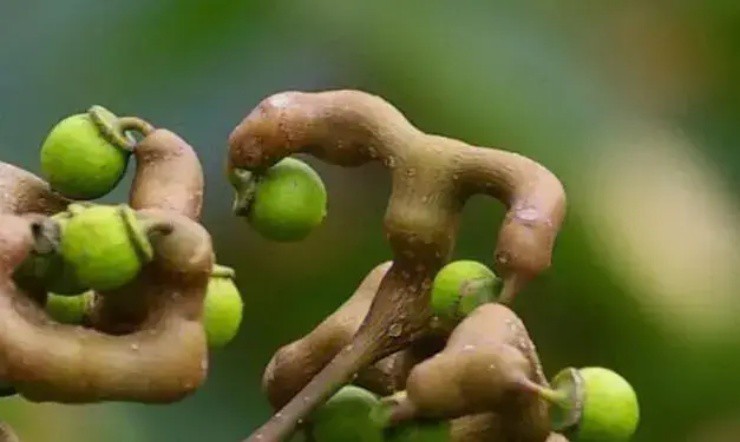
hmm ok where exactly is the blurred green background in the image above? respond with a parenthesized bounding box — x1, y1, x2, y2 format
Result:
(1, 1, 739, 441)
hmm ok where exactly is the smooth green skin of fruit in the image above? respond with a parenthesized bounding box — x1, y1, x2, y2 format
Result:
(574, 368, 639, 442)
(204, 266, 244, 348)
(46, 291, 93, 325)
(247, 158, 327, 242)
(40, 113, 130, 200)
(386, 420, 450, 442)
(61, 205, 152, 292)
(430, 260, 500, 323)
(311, 385, 384, 442)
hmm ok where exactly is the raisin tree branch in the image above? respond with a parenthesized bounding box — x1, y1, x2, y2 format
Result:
(378, 304, 551, 442)
(0, 211, 212, 403)
(129, 129, 205, 221)
(228, 90, 566, 441)
(0, 122, 213, 403)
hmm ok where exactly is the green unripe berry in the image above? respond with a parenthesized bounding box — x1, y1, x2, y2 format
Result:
(240, 158, 327, 242)
(204, 265, 244, 348)
(45, 291, 94, 325)
(550, 367, 639, 442)
(311, 385, 383, 442)
(61, 204, 153, 292)
(430, 260, 501, 325)
(386, 420, 450, 442)
(40, 112, 130, 200)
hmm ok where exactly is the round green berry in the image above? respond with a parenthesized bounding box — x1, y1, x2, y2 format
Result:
(40, 112, 130, 200)
(45, 291, 94, 325)
(61, 204, 153, 292)
(311, 385, 384, 442)
(386, 420, 450, 442)
(243, 158, 327, 242)
(203, 265, 244, 348)
(550, 367, 639, 442)
(430, 260, 501, 324)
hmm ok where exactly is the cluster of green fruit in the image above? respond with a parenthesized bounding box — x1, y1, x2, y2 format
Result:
(13, 109, 247, 352)
(302, 261, 639, 442)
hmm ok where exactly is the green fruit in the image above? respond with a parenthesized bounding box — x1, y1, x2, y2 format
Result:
(40, 111, 130, 200)
(430, 260, 501, 324)
(204, 265, 244, 348)
(13, 211, 88, 295)
(550, 367, 639, 442)
(61, 204, 153, 291)
(243, 158, 327, 242)
(46, 291, 94, 324)
(311, 385, 383, 442)
(386, 420, 450, 442)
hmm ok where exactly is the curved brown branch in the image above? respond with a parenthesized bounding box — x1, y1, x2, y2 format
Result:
(379, 304, 550, 442)
(228, 90, 566, 441)
(0, 211, 212, 403)
(262, 261, 391, 408)
(130, 129, 204, 221)
(263, 261, 443, 408)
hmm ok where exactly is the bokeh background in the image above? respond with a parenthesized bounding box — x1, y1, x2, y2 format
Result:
(1, 1, 739, 441)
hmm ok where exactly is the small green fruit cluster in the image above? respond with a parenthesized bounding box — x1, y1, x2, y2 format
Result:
(232, 157, 327, 242)
(548, 367, 639, 442)
(430, 260, 501, 325)
(40, 108, 131, 200)
(203, 265, 244, 348)
(309, 386, 450, 442)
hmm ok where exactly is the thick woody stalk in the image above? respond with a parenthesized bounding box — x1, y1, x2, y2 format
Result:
(228, 90, 566, 441)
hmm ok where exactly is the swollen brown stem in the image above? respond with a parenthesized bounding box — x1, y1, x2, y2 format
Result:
(379, 304, 551, 441)
(129, 129, 205, 221)
(0, 212, 212, 403)
(228, 90, 566, 441)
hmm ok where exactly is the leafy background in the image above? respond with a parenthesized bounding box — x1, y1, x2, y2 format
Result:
(0, 1, 739, 441)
